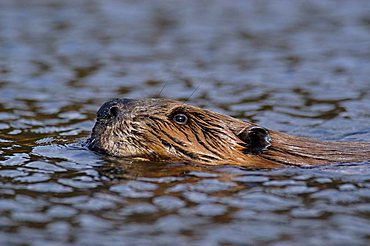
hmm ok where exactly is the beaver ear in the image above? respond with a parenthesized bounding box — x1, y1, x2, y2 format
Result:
(237, 126, 272, 155)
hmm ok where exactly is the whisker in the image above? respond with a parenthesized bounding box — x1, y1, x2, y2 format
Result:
(151, 82, 168, 98)
(157, 82, 167, 98)
(183, 85, 200, 104)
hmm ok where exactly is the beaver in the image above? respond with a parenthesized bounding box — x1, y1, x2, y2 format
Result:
(88, 98, 370, 168)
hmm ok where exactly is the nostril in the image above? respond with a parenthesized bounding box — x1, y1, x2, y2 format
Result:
(97, 98, 134, 119)
(109, 106, 120, 118)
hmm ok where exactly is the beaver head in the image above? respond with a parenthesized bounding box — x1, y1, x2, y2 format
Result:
(88, 98, 370, 168)
(88, 98, 278, 167)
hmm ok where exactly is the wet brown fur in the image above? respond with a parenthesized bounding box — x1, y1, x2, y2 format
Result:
(89, 98, 370, 168)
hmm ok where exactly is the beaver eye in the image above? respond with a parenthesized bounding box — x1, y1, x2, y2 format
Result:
(173, 113, 188, 125)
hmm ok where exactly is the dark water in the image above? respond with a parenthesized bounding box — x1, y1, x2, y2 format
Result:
(1, 0, 370, 245)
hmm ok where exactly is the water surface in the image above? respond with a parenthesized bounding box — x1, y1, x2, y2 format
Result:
(1, 0, 370, 245)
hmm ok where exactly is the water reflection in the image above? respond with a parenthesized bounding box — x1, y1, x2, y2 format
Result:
(1, 0, 370, 245)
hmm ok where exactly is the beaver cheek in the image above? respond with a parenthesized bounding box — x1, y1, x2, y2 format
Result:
(237, 126, 272, 155)
(112, 141, 125, 156)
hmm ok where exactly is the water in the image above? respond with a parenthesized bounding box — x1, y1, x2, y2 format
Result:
(1, 0, 370, 245)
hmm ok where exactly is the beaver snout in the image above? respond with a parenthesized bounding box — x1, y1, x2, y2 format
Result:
(96, 98, 135, 120)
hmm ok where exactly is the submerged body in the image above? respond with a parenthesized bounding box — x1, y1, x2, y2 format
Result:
(88, 98, 370, 168)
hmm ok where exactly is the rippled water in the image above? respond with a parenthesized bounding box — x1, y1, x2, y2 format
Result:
(1, 0, 370, 245)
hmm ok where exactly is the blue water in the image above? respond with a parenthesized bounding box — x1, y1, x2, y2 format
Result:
(1, 1, 370, 245)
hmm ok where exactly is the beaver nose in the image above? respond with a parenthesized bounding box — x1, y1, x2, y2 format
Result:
(96, 98, 134, 119)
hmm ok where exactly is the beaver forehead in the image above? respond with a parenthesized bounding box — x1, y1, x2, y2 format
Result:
(127, 98, 208, 118)
(127, 98, 243, 127)
(130, 98, 182, 112)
